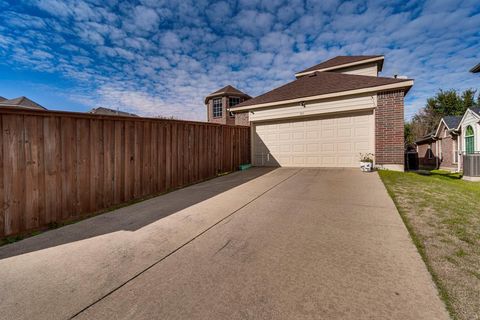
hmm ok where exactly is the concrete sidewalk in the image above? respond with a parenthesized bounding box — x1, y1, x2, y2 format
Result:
(0, 168, 449, 319)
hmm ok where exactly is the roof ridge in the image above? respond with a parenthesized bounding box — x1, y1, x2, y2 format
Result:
(233, 71, 412, 109)
(296, 55, 384, 75)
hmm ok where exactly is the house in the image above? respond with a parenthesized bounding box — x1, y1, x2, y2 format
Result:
(0, 96, 46, 110)
(88, 107, 138, 117)
(456, 107, 480, 169)
(470, 63, 480, 73)
(205, 85, 251, 125)
(416, 108, 480, 172)
(416, 116, 462, 170)
(228, 55, 414, 170)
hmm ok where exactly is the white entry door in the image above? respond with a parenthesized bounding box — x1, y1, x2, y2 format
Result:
(252, 111, 374, 167)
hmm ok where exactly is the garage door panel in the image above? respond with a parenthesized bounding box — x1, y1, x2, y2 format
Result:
(321, 143, 335, 152)
(253, 111, 374, 167)
(322, 156, 336, 166)
(355, 126, 370, 136)
(337, 142, 353, 153)
(306, 143, 319, 152)
(321, 128, 335, 137)
(337, 128, 352, 137)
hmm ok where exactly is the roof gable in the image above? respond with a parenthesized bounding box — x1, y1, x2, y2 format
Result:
(0, 96, 46, 110)
(89, 107, 138, 117)
(471, 107, 480, 116)
(296, 55, 384, 77)
(457, 108, 480, 130)
(443, 115, 462, 130)
(415, 131, 436, 144)
(205, 85, 251, 104)
(233, 72, 412, 109)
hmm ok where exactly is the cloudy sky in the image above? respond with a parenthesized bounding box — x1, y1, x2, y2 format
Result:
(0, 0, 479, 120)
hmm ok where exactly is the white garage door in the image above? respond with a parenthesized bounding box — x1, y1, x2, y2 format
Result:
(252, 111, 374, 167)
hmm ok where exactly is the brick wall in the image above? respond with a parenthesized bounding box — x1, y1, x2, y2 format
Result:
(207, 96, 247, 125)
(375, 90, 405, 167)
(439, 133, 458, 170)
(235, 112, 249, 126)
(207, 97, 235, 125)
(417, 141, 437, 169)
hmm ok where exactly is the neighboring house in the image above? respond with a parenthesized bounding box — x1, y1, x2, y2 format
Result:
(416, 108, 480, 172)
(205, 85, 251, 126)
(457, 107, 480, 170)
(416, 116, 462, 170)
(229, 55, 413, 170)
(470, 63, 480, 73)
(88, 107, 138, 117)
(0, 96, 46, 110)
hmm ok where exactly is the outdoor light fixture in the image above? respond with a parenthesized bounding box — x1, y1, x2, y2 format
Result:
(301, 101, 306, 108)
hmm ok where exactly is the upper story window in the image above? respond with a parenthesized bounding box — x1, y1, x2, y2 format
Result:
(229, 97, 240, 107)
(213, 98, 222, 118)
(228, 97, 240, 117)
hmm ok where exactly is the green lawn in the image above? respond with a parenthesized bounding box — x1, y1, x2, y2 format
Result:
(379, 170, 480, 320)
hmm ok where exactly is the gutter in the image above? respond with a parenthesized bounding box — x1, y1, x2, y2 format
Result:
(230, 80, 414, 112)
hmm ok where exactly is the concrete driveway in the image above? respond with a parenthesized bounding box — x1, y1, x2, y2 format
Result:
(0, 168, 449, 320)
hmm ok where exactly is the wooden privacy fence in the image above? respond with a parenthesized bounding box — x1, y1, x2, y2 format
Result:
(0, 108, 250, 238)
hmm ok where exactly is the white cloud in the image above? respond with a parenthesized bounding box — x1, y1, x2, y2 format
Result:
(0, 0, 478, 121)
(234, 10, 275, 36)
(131, 5, 160, 32)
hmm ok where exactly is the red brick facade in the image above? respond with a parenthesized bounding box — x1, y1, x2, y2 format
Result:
(206, 97, 236, 125)
(375, 90, 405, 167)
(234, 112, 249, 126)
(417, 140, 437, 168)
(205, 90, 251, 126)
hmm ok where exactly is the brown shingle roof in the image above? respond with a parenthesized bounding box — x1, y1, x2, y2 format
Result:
(233, 72, 412, 109)
(88, 107, 138, 117)
(297, 55, 384, 75)
(0, 96, 46, 110)
(205, 85, 251, 104)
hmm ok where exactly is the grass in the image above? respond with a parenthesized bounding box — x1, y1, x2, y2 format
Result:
(379, 169, 480, 320)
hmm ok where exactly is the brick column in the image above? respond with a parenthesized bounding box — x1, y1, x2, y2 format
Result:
(375, 90, 405, 171)
(234, 112, 250, 126)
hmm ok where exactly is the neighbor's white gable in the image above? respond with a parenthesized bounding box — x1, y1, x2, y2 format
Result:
(458, 109, 480, 152)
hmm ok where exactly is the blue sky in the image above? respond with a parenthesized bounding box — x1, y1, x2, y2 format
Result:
(0, 0, 479, 120)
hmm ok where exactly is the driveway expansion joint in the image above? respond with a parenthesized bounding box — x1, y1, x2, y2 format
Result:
(69, 168, 302, 319)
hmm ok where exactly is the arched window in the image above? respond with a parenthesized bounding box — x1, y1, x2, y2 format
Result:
(465, 125, 475, 154)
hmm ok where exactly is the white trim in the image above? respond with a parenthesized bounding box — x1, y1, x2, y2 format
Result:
(456, 108, 480, 130)
(463, 175, 480, 182)
(231, 80, 414, 112)
(294, 56, 384, 77)
(453, 139, 458, 164)
(434, 118, 451, 138)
